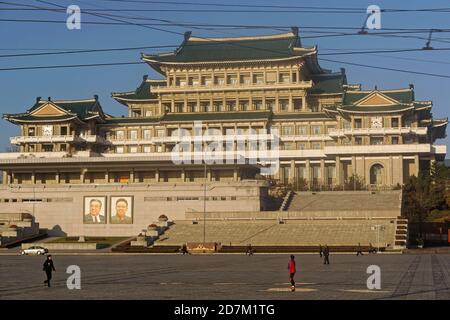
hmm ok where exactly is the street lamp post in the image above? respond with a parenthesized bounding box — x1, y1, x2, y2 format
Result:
(203, 159, 206, 245)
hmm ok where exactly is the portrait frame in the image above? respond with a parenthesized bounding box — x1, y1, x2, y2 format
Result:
(109, 195, 134, 224)
(83, 196, 107, 224)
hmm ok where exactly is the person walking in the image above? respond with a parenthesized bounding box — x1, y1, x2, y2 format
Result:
(319, 244, 323, 258)
(43, 255, 56, 287)
(323, 245, 330, 265)
(287, 255, 296, 292)
(246, 244, 254, 256)
(356, 242, 364, 256)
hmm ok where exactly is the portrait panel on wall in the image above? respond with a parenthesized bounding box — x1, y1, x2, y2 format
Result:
(110, 196, 133, 224)
(83, 196, 107, 224)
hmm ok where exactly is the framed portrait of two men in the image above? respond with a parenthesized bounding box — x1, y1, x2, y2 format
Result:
(83, 196, 133, 224)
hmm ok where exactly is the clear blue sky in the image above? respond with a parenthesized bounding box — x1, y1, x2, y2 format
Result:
(0, 0, 449, 154)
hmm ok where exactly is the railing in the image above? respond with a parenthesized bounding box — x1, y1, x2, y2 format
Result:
(328, 127, 428, 137)
(10, 135, 83, 144)
(109, 134, 277, 145)
(10, 135, 109, 145)
(324, 144, 432, 154)
(151, 80, 313, 92)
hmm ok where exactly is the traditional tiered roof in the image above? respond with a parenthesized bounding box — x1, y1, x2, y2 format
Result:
(309, 71, 347, 95)
(322, 87, 433, 115)
(111, 75, 161, 106)
(3, 96, 105, 124)
(142, 28, 324, 74)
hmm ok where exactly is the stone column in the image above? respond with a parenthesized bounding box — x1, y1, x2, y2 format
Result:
(31, 171, 36, 184)
(181, 168, 185, 182)
(105, 170, 109, 183)
(289, 160, 295, 185)
(399, 155, 404, 185)
(320, 159, 325, 187)
(335, 156, 341, 186)
(155, 169, 160, 182)
(2, 171, 7, 185)
(305, 159, 311, 187)
(56, 171, 60, 184)
(80, 169, 86, 184)
(389, 156, 394, 186)
(351, 156, 356, 177)
(130, 170, 134, 183)
(414, 154, 420, 177)
(233, 168, 238, 182)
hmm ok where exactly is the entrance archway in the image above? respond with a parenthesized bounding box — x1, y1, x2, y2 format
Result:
(370, 164, 384, 185)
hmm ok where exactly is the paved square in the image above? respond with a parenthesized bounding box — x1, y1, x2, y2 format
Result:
(0, 253, 449, 300)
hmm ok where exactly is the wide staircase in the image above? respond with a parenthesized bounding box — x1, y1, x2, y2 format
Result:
(151, 190, 406, 252)
(287, 191, 401, 213)
(155, 219, 397, 248)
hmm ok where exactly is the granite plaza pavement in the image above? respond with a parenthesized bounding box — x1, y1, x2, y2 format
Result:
(0, 253, 449, 300)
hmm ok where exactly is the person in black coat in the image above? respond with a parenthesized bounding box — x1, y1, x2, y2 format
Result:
(43, 255, 56, 287)
(356, 242, 364, 256)
(323, 245, 330, 265)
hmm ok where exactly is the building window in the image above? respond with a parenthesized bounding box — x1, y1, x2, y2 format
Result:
(279, 73, 290, 83)
(283, 142, 295, 150)
(144, 145, 151, 153)
(297, 126, 307, 135)
(130, 146, 138, 153)
(293, 98, 302, 111)
(279, 99, 289, 111)
(60, 144, 67, 152)
(312, 142, 322, 149)
(214, 102, 224, 112)
(130, 130, 138, 140)
(355, 137, 363, 145)
(391, 136, 399, 144)
(201, 76, 212, 86)
(145, 110, 153, 117)
(176, 77, 186, 87)
(240, 101, 249, 111)
(253, 73, 264, 84)
(354, 118, 362, 129)
(312, 126, 322, 135)
(116, 130, 124, 140)
(28, 127, 36, 136)
(297, 142, 307, 150)
(188, 76, 198, 86)
(214, 75, 225, 85)
(200, 102, 209, 112)
(266, 99, 275, 111)
(240, 74, 251, 85)
(116, 146, 124, 153)
(282, 126, 293, 136)
(391, 117, 400, 128)
(143, 129, 151, 140)
(60, 127, 68, 136)
(226, 101, 236, 112)
(157, 129, 165, 137)
(253, 100, 263, 110)
(227, 74, 237, 85)
(370, 137, 384, 145)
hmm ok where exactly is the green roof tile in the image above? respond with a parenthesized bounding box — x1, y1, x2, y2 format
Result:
(143, 32, 314, 63)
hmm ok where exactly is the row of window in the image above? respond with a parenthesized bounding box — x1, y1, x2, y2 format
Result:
(109, 124, 334, 140)
(162, 98, 304, 113)
(169, 72, 297, 87)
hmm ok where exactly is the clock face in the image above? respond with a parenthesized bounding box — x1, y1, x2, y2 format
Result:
(42, 125, 53, 137)
(371, 117, 383, 128)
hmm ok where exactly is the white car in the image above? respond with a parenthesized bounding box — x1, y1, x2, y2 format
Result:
(21, 246, 49, 255)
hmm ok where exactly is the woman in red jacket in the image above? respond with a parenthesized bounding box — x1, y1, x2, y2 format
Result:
(288, 255, 296, 292)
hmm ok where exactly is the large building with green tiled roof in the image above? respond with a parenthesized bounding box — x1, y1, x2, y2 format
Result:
(0, 29, 447, 237)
